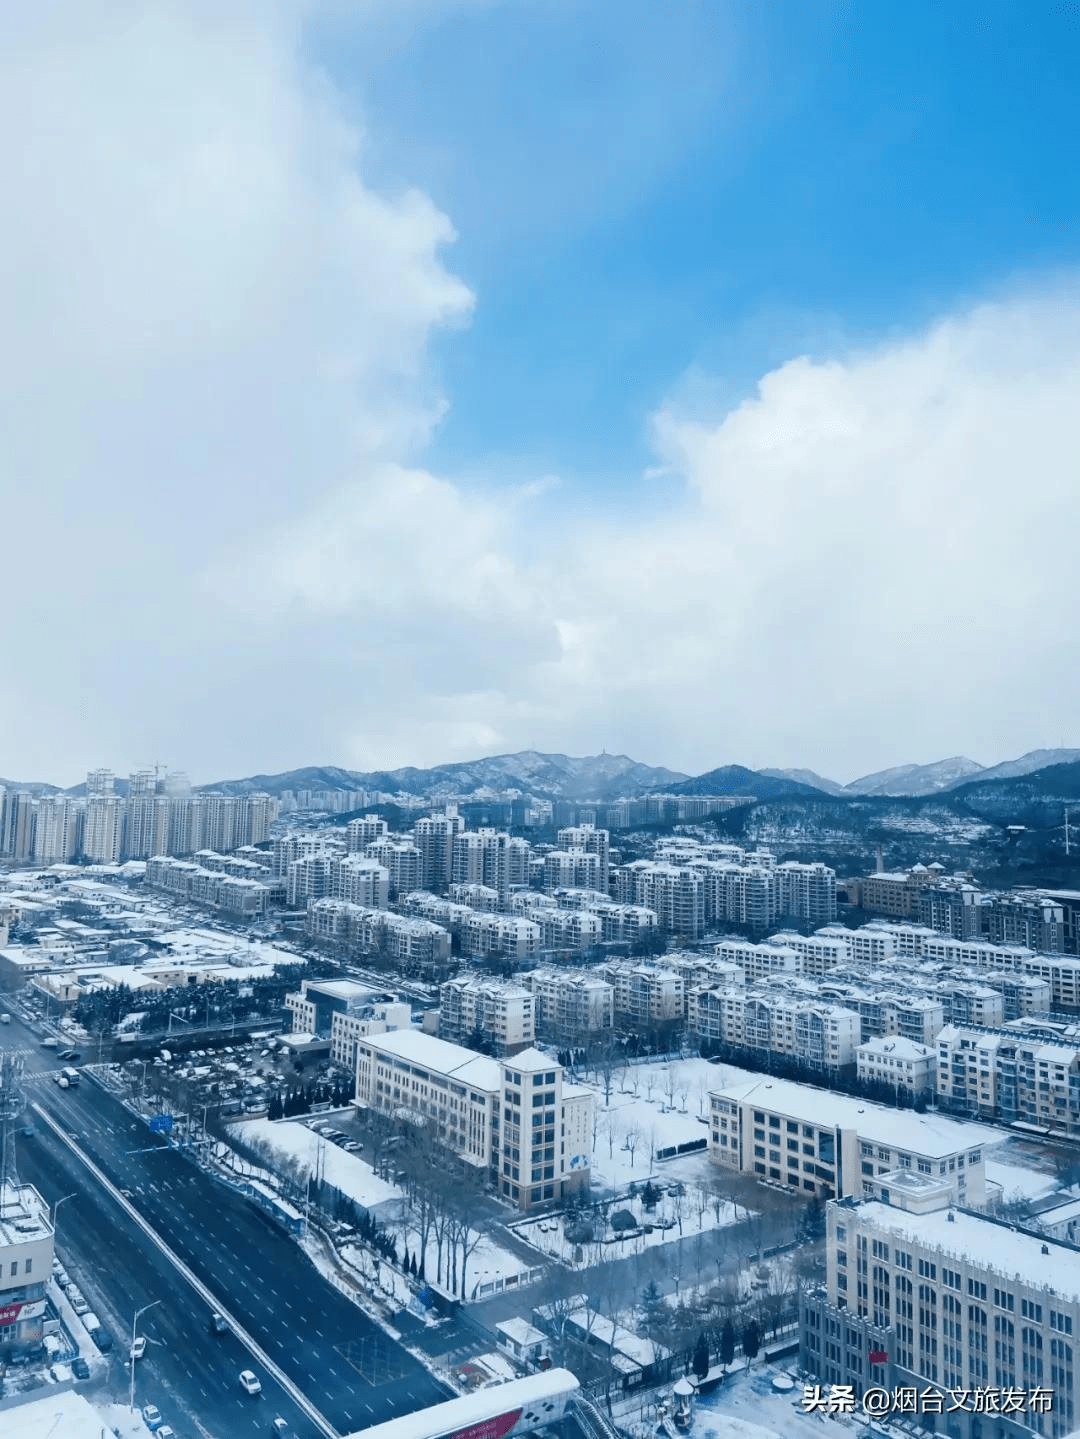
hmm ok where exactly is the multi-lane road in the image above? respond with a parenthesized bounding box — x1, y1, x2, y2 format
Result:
(3, 1008, 448, 1438)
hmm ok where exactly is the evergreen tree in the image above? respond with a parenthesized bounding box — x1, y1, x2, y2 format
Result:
(719, 1319, 735, 1368)
(741, 1319, 760, 1366)
(640, 1279, 666, 1332)
(692, 1332, 710, 1380)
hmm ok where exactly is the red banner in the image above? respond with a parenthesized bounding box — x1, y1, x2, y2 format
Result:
(445, 1408, 523, 1439)
(869, 1349, 888, 1364)
(0, 1301, 24, 1326)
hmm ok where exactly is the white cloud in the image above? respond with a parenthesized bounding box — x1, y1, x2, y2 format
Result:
(1, 5, 1078, 785)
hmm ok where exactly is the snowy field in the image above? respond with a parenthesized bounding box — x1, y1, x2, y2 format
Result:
(512, 1184, 741, 1267)
(987, 1158, 1061, 1205)
(573, 1055, 757, 1192)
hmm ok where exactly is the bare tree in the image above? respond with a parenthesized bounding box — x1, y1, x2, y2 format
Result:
(624, 1124, 641, 1168)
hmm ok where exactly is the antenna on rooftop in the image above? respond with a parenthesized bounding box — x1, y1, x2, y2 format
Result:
(1067, 809, 1072, 859)
(0, 1052, 26, 1192)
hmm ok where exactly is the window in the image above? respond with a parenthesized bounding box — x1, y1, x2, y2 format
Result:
(24, 1259, 31, 1274)
(1022, 1300, 1043, 1323)
(994, 1288, 1015, 1313)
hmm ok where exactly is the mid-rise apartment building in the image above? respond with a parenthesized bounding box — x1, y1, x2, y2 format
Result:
(690, 986, 860, 1075)
(714, 939, 800, 980)
(524, 968, 614, 1041)
(306, 899, 452, 973)
(600, 962, 684, 1028)
(462, 913, 542, 960)
(856, 1036, 936, 1099)
(533, 907, 604, 954)
(709, 1075, 995, 1203)
(439, 976, 536, 1054)
(935, 1023, 1080, 1135)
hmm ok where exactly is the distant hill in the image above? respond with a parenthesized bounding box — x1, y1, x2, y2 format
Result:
(758, 767, 846, 796)
(199, 751, 690, 804)
(0, 777, 59, 796)
(843, 756, 985, 797)
(657, 765, 826, 800)
(973, 748, 1080, 784)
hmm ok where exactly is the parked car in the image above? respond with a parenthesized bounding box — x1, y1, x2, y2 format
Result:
(93, 1327, 114, 1354)
(240, 1369, 262, 1396)
(157, 1428, 177, 1439)
(71, 1356, 90, 1380)
(142, 1404, 164, 1431)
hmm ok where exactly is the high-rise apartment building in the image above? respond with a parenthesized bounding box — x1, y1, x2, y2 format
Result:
(413, 811, 465, 891)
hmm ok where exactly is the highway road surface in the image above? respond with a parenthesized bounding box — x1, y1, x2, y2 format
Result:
(3, 1007, 449, 1438)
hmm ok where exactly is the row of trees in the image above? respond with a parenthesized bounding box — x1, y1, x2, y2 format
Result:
(697, 1038, 930, 1110)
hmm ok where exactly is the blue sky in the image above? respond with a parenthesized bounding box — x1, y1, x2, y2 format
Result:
(5, 1, 1080, 782)
(311, 0, 1080, 499)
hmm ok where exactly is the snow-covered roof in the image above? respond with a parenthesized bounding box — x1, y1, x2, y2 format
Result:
(505, 1046, 555, 1073)
(339, 1369, 579, 1439)
(711, 1076, 1000, 1157)
(358, 1027, 502, 1090)
(496, 1316, 546, 1347)
(853, 1201, 1080, 1303)
(4, 1390, 109, 1439)
(236, 1119, 402, 1212)
(858, 1036, 935, 1060)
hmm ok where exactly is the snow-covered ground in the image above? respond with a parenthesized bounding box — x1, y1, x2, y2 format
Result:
(986, 1158, 1060, 1204)
(573, 1055, 756, 1193)
(512, 1185, 741, 1268)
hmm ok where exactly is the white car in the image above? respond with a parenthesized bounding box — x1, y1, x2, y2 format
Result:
(240, 1369, 262, 1396)
(142, 1405, 163, 1431)
(130, 1336, 147, 1361)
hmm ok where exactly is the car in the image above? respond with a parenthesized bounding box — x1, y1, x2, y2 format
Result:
(209, 1311, 229, 1334)
(130, 1336, 147, 1361)
(56, 1075, 70, 1088)
(70, 1294, 89, 1317)
(142, 1404, 164, 1431)
(58, 1049, 80, 1062)
(20, 1125, 34, 1138)
(239, 1369, 262, 1396)
(271, 1420, 293, 1436)
(93, 1327, 114, 1353)
(55, 1267, 71, 1288)
(71, 1357, 90, 1380)
(157, 1429, 177, 1439)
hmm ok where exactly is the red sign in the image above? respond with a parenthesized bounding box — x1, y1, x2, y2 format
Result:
(868, 1349, 888, 1364)
(0, 1301, 24, 1326)
(445, 1408, 523, 1439)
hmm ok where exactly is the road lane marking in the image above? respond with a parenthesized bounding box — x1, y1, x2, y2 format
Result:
(31, 1102, 338, 1439)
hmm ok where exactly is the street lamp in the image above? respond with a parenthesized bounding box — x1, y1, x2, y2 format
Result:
(129, 1300, 162, 1413)
(51, 1194, 75, 1228)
